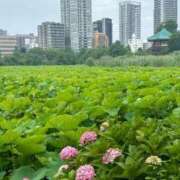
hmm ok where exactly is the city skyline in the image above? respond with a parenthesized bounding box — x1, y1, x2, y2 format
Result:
(0, 0, 179, 42)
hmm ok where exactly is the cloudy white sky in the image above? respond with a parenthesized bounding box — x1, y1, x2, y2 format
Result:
(0, 0, 179, 41)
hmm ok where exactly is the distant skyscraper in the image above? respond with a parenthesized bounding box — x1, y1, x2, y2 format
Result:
(93, 18, 113, 46)
(93, 20, 103, 33)
(60, 0, 92, 51)
(60, 0, 71, 48)
(38, 22, 65, 49)
(119, 1, 141, 46)
(154, 0, 177, 33)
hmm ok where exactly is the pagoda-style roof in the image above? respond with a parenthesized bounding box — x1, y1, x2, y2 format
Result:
(148, 28, 172, 42)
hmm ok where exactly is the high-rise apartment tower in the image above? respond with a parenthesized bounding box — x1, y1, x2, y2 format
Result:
(60, 0, 92, 51)
(119, 1, 141, 45)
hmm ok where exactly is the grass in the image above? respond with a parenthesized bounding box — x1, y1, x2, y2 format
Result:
(94, 52, 180, 67)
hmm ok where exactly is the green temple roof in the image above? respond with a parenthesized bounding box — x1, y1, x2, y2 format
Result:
(148, 28, 172, 41)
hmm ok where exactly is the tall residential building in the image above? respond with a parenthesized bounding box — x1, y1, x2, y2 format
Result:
(0, 36, 17, 56)
(60, 0, 92, 51)
(38, 22, 65, 49)
(119, 1, 141, 46)
(0, 29, 7, 36)
(154, 0, 177, 33)
(60, 0, 71, 48)
(93, 18, 113, 46)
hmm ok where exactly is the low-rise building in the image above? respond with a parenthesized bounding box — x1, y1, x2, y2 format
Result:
(143, 42, 152, 50)
(0, 36, 17, 56)
(128, 34, 143, 53)
(25, 35, 38, 49)
(16, 34, 38, 50)
(148, 28, 172, 53)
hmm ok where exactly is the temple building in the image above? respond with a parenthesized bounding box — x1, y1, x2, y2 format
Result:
(148, 28, 172, 53)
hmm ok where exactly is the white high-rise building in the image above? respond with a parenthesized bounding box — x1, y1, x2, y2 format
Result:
(154, 0, 177, 33)
(119, 1, 141, 46)
(60, 0, 92, 51)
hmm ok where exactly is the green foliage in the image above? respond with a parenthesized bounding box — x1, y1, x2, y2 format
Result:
(168, 31, 180, 52)
(157, 20, 178, 33)
(0, 48, 77, 66)
(0, 41, 131, 66)
(95, 53, 180, 67)
(109, 41, 129, 57)
(0, 67, 179, 179)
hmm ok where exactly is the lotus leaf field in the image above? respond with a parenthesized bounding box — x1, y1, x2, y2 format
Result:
(0, 66, 179, 180)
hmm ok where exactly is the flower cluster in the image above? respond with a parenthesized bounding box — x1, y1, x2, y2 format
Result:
(59, 129, 122, 179)
(102, 148, 122, 164)
(100, 122, 109, 132)
(76, 165, 96, 180)
(60, 146, 78, 160)
(80, 131, 97, 145)
(145, 156, 162, 166)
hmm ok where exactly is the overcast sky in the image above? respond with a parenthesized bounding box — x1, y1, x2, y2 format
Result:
(0, 0, 179, 41)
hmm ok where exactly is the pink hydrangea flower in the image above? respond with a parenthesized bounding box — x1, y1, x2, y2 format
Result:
(102, 148, 122, 164)
(60, 146, 78, 160)
(80, 131, 97, 145)
(76, 165, 96, 180)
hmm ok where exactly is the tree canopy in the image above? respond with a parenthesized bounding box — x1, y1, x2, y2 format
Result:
(157, 20, 177, 33)
(168, 31, 180, 52)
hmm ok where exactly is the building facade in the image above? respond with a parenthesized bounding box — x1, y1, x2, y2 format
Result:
(60, 0, 92, 51)
(38, 22, 65, 49)
(154, 0, 177, 33)
(0, 36, 17, 56)
(60, 0, 71, 48)
(93, 32, 109, 48)
(93, 18, 112, 46)
(119, 1, 141, 46)
(128, 34, 143, 53)
(16, 34, 38, 50)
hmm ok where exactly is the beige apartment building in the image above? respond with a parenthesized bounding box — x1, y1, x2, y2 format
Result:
(93, 32, 109, 48)
(0, 36, 17, 56)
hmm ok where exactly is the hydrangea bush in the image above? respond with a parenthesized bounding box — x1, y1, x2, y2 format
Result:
(0, 67, 179, 179)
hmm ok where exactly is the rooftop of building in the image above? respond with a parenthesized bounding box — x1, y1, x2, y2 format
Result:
(148, 28, 172, 42)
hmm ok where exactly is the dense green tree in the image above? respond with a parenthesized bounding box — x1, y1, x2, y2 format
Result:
(168, 31, 180, 52)
(0, 44, 130, 66)
(109, 41, 129, 57)
(157, 20, 177, 33)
